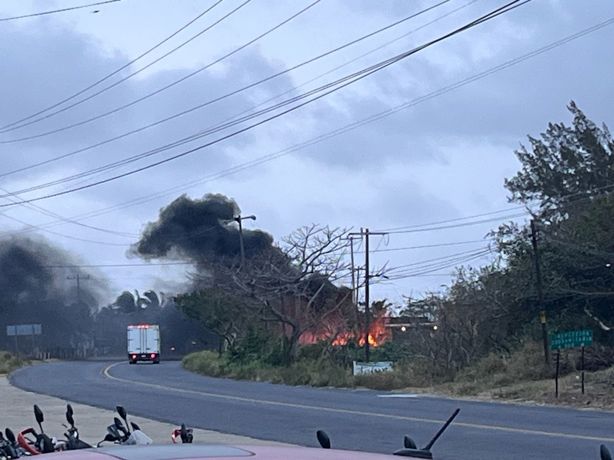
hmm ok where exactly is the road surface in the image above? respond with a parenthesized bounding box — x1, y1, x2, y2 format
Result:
(10, 361, 614, 459)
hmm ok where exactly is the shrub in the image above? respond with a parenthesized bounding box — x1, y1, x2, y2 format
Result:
(0, 351, 24, 374)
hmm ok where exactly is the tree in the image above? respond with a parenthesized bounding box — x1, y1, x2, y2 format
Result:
(195, 225, 355, 364)
(505, 101, 614, 219)
(113, 291, 137, 314)
(175, 288, 250, 353)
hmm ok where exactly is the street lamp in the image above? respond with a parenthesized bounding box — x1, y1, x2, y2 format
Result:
(233, 214, 256, 267)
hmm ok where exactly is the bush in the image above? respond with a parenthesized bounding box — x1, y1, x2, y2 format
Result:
(0, 351, 24, 374)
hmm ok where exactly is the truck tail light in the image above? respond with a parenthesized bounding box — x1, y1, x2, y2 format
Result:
(151, 353, 156, 359)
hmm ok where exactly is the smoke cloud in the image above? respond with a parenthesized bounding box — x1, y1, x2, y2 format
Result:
(132, 194, 273, 263)
(0, 235, 106, 351)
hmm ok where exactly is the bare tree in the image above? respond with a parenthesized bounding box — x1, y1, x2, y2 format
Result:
(203, 225, 355, 363)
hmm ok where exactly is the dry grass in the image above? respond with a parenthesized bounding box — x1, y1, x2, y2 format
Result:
(0, 351, 25, 375)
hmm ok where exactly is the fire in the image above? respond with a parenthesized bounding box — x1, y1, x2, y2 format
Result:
(301, 313, 391, 348)
(357, 314, 390, 347)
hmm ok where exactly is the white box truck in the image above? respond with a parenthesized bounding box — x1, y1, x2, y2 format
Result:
(127, 324, 160, 364)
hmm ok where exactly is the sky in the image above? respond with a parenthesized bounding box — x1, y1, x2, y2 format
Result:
(0, 0, 613, 307)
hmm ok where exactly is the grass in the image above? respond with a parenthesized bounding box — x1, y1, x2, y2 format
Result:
(0, 351, 25, 375)
(184, 343, 614, 409)
(184, 351, 442, 390)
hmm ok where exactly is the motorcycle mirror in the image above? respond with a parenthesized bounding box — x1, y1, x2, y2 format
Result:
(404, 436, 417, 449)
(601, 444, 612, 460)
(66, 405, 75, 427)
(5, 428, 16, 444)
(116, 406, 127, 420)
(180, 424, 188, 443)
(107, 425, 121, 440)
(34, 405, 45, 432)
(316, 430, 331, 449)
(116, 406, 130, 433)
(0, 431, 4, 441)
(114, 417, 125, 430)
(130, 422, 141, 431)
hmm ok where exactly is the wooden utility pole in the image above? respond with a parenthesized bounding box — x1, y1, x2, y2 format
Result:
(531, 219, 550, 366)
(345, 235, 360, 305)
(349, 228, 387, 362)
(233, 214, 256, 269)
(67, 273, 90, 305)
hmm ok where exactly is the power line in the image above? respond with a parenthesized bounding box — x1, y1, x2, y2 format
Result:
(0, 0, 119, 22)
(0, 185, 137, 238)
(381, 212, 529, 234)
(357, 238, 492, 253)
(384, 249, 493, 280)
(3, 0, 602, 202)
(385, 246, 492, 272)
(377, 206, 526, 232)
(0, 0, 532, 208)
(9, 0, 602, 230)
(0, 0, 320, 141)
(43, 261, 194, 268)
(0, 211, 130, 246)
(0, 0, 452, 176)
(0, 0, 225, 131)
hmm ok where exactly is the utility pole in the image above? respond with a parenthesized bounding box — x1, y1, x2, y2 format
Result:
(349, 228, 387, 363)
(67, 273, 90, 305)
(233, 214, 256, 268)
(531, 219, 550, 366)
(345, 235, 361, 305)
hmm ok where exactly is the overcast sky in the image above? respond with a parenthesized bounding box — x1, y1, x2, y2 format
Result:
(1, 0, 613, 306)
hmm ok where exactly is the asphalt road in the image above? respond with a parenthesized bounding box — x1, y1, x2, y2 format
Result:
(10, 361, 614, 459)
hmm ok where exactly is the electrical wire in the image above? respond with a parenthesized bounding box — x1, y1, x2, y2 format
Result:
(362, 238, 493, 253)
(0, 212, 130, 246)
(43, 261, 194, 268)
(384, 249, 493, 280)
(0, 0, 226, 132)
(0, 0, 119, 22)
(0, 0, 453, 176)
(0, 0, 320, 141)
(0, 0, 532, 208)
(0, 185, 137, 237)
(12, 0, 604, 233)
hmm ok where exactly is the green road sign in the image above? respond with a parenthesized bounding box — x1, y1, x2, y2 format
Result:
(550, 329, 593, 350)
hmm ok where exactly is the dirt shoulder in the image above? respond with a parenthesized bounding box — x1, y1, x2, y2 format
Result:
(399, 366, 614, 411)
(1, 375, 288, 446)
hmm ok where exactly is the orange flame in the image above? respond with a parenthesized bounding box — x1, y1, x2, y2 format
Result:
(301, 314, 391, 347)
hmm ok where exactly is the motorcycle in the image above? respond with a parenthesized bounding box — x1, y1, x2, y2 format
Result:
(96, 406, 152, 447)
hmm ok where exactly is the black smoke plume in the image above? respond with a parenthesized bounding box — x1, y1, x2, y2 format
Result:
(0, 235, 105, 352)
(132, 194, 273, 263)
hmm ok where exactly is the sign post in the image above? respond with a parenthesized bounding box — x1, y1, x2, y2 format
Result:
(581, 345, 585, 395)
(549, 329, 592, 399)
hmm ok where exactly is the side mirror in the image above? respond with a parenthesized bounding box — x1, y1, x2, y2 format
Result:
(34, 405, 44, 424)
(66, 404, 75, 427)
(601, 444, 612, 460)
(130, 422, 141, 431)
(5, 428, 16, 444)
(107, 425, 121, 440)
(316, 430, 331, 449)
(116, 406, 127, 420)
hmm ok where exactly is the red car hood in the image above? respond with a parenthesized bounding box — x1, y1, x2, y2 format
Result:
(42, 444, 399, 459)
